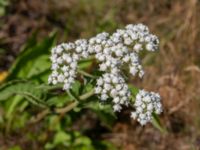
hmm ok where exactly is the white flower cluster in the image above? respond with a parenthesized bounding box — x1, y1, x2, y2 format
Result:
(95, 72, 130, 112)
(48, 39, 89, 90)
(87, 24, 159, 77)
(131, 90, 162, 125)
(48, 24, 162, 125)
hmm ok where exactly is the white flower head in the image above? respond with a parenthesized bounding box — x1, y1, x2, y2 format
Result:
(130, 90, 162, 125)
(49, 24, 161, 126)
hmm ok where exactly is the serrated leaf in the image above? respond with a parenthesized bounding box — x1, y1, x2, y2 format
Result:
(0, 80, 46, 106)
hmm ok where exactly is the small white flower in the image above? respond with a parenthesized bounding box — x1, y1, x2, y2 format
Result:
(101, 94, 108, 101)
(97, 78, 103, 85)
(64, 72, 69, 77)
(134, 43, 142, 52)
(112, 77, 119, 84)
(124, 37, 132, 45)
(76, 46, 82, 53)
(116, 84, 122, 91)
(98, 55, 105, 61)
(104, 83, 111, 91)
(52, 79, 57, 85)
(146, 43, 153, 51)
(110, 89, 117, 97)
(66, 57, 72, 63)
(57, 74, 64, 82)
(51, 64, 58, 70)
(130, 66, 137, 76)
(131, 112, 137, 119)
(115, 50, 123, 57)
(123, 55, 130, 62)
(70, 62, 77, 69)
(63, 83, 70, 90)
(99, 63, 107, 71)
(95, 87, 102, 94)
(113, 104, 122, 112)
(113, 97, 120, 103)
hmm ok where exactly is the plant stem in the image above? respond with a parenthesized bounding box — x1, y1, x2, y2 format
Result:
(77, 69, 97, 78)
(29, 89, 95, 123)
(55, 101, 78, 114)
(79, 89, 94, 100)
(56, 89, 94, 114)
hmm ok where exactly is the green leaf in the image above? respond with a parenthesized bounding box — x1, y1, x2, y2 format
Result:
(74, 136, 92, 147)
(27, 55, 51, 79)
(128, 84, 139, 102)
(128, 84, 139, 96)
(67, 81, 82, 101)
(7, 33, 56, 80)
(152, 113, 167, 133)
(78, 57, 94, 69)
(85, 101, 117, 128)
(71, 80, 81, 96)
(93, 140, 117, 150)
(54, 131, 71, 145)
(47, 94, 71, 107)
(8, 145, 22, 150)
(82, 82, 94, 93)
(0, 80, 46, 107)
(0, 0, 9, 17)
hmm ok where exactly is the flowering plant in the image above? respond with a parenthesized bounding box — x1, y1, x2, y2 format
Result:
(48, 24, 162, 125)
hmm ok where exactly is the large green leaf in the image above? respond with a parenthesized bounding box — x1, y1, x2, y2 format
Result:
(7, 33, 56, 80)
(0, 80, 47, 106)
(27, 55, 51, 78)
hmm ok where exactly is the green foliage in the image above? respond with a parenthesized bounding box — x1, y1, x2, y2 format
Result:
(0, 80, 46, 106)
(8, 146, 22, 150)
(0, 0, 8, 17)
(85, 101, 116, 128)
(7, 32, 56, 80)
(0, 15, 163, 150)
(0, 31, 117, 149)
(152, 113, 167, 133)
(45, 131, 94, 150)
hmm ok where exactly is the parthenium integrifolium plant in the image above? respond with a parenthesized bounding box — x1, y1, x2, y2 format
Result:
(48, 24, 162, 125)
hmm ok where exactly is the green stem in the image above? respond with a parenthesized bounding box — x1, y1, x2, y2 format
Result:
(79, 89, 94, 100)
(78, 69, 97, 78)
(30, 89, 95, 123)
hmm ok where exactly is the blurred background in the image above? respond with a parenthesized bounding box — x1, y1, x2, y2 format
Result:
(0, 0, 200, 149)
